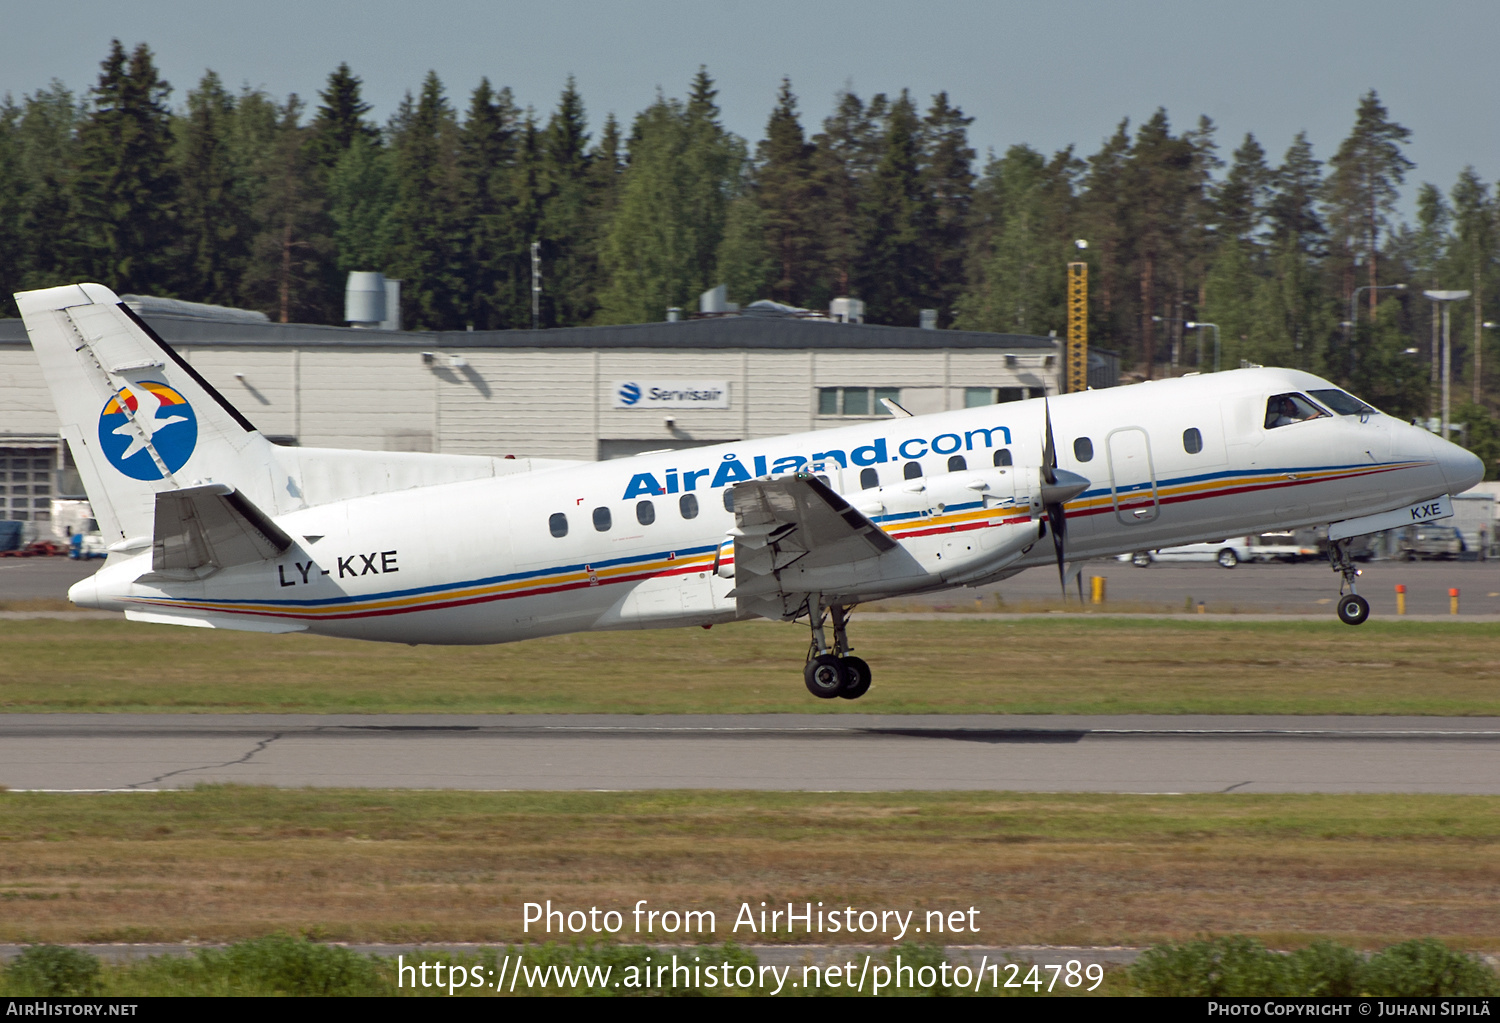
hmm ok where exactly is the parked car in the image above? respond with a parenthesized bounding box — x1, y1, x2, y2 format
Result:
(1123, 541, 1251, 569)
(1398, 525, 1467, 560)
(1124, 532, 1319, 569)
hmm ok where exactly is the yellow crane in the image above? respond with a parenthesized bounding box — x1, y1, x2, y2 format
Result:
(1066, 258, 1088, 393)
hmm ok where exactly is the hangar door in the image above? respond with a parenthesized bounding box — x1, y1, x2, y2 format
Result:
(1106, 427, 1159, 525)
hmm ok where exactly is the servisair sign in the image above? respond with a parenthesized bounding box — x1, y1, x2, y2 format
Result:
(612, 380, 731, 409)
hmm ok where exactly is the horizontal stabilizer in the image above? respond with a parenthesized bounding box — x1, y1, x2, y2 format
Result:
(153, 483, 293, 573)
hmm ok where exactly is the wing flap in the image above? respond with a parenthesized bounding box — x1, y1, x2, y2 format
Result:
(728, 474, 902, 616)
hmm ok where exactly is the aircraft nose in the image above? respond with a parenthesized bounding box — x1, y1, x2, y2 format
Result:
(1437, 437, 1485, 494)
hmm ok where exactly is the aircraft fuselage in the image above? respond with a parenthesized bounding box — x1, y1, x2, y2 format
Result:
(73, 367, 1478, 644)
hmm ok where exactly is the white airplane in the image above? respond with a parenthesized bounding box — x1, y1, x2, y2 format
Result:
(19, 283, 1485, 699)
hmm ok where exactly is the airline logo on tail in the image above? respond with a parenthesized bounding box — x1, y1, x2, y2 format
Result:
(98, 381, 198, 480)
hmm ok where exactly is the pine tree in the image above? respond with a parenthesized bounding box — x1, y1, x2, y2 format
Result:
(177, 71, 250, 304)
(597, 72, 745, 324)
(3, 83, 85, 303)
(680, 67, 745, 301)
(810, 89, 882, 299)
(309, 63, 380, 168)
(596, 96, 693, 323)
(388, 72, 466, 329)
(716, 194, 773, 306)
(243, 96, 332, 322)
(74, 40, 180, 292)
(458, 78, 520, 328)
(0, 99, 24, 314)
(1412, 182, 1452, 407)
(1076, 119, 1132, 348)
(327, 133, 395, 277)
(1324, 91, 1413, 319)
(855, 91, 935, 326)
(1120, 109, 1198, 375)
(1259, 133, 1328, 373)
(1215, 133, 1271, 245)
(1448, 168, 1495, 404)
(752, 78, 818, 306)
(588, 112, 623, 224)
(536, 77, 594, 326)
(956, 144, 1074, 335)
(920, 91, 975, 325)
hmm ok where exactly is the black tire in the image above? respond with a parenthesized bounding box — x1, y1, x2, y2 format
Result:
(1218, 549, 1238, 568)
(804, 654, 846, 699)
(1132, 552, 1152, 568)
(839, 656, 872, 700)
(1336, 594, 1370, 626)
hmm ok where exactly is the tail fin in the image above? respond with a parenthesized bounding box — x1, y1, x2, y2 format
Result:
(17, 283, 279, 547)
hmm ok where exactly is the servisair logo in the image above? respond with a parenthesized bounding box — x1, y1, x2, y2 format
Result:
(98, 381, 198, 480)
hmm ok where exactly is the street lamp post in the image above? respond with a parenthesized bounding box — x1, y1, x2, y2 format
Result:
(1185, 321, 1220, 373)
(1345, 283, 1407, 377)
(1425, 290, 1471, 440)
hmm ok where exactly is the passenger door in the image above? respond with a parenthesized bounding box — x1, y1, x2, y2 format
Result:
(1106, 427, 1159, 525)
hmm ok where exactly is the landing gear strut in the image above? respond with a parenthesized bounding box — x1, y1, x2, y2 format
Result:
(803, 600, 872, 699)
(1328, 538, 1370, 626)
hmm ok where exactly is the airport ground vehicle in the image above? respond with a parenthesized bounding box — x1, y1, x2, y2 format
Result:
(1398, 525, 1467, 560)
(17, 284, 1485, 696)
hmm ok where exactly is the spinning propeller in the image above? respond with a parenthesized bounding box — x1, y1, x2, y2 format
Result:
(1037, 397, 1091, 599)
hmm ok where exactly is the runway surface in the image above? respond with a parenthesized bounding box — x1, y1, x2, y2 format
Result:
(4, 714, 1498, 794)
(6, 557, 1500, 615)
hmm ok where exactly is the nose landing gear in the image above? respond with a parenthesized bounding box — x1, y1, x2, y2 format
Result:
(802, 600, 873, 699)
(1328, 538, 1370, 626)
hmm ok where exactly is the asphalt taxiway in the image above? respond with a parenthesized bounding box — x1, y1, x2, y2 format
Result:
(3, 714, 1497, 794)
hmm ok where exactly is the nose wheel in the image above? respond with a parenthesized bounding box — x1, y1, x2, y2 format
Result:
(1336, 594, 1370, 625)
(802, 600, 874, 699)
(1328, 538, 1370, 626)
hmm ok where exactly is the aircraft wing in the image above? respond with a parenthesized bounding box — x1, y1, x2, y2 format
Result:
(728, 473, 899, 619)
(151, 483, 294, 574)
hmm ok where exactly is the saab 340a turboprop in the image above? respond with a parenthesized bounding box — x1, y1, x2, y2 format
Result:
(18, 284, 1485, 699)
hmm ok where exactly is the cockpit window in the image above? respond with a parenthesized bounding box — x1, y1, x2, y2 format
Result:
(1265, 393, 1328, 429)
(1309, 388, 1377, 417)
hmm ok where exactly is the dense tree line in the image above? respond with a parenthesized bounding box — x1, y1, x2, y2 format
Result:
(2, 42, 1498, 469)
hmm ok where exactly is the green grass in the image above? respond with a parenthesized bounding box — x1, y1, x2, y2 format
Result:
(2, 787, 1499, 948)
(2, 616, 1498, 714)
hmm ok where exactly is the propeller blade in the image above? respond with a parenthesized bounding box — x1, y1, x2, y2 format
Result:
(1049, 500, 1067, 594)
(1041, 396, 1057, 484)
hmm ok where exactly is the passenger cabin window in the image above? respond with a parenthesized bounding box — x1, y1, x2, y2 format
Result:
(723, 489, 735, 512)
(679, 494, 698, 519)
(947, 455, 967, 472)
(1073, 437, 1094, 462)
(859, 467, 879, 489)
(1309, 388, 1377, 417)
(903, 461, 923, 480)
(593, 506, 611, 531)
(993, 449, 1012, 467)
(636, 500, 655, 526)
(548, 512, 568, 538)
(1183, 428, 1203, 454)
(1265, 393, 1328, 429)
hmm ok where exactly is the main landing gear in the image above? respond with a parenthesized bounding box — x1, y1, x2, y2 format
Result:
(803, 601, 872, 700)
(1328, 537, 1370, 626)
